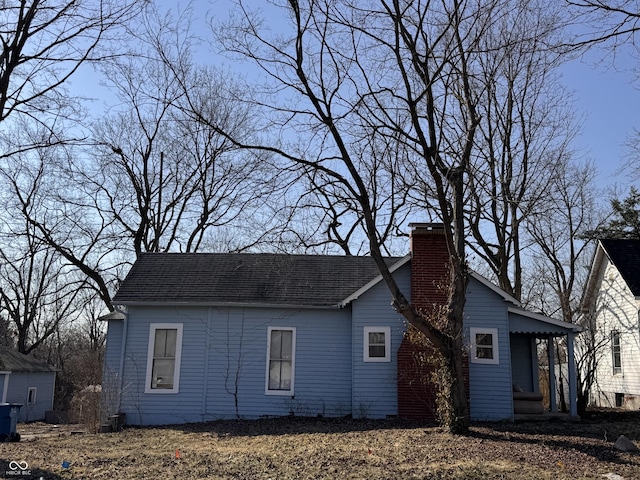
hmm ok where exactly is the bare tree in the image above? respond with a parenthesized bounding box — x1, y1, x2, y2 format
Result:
(524, 158, 605, 415)
(198, 0, 557, 433)
(441, 0, 574, 300)
(567, 1, 640, 50)
(0, 4, 281, 353)
(0, 0, 145, 158)
(0, 153, 91, 353)
(76, 5, 282, 258)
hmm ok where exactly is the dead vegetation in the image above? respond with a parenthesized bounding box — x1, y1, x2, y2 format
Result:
(2, 411, 640, 479)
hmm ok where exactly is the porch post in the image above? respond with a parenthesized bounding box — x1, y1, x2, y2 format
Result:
(547, 337, 557, 413)
(567, 331, 578, 417)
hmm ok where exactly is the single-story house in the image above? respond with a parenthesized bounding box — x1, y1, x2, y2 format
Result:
(102, 223, 581, 425)
(581, 238, 640, 408)
(0, 347, 57, 422)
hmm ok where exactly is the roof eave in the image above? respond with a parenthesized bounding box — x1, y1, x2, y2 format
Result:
(113, 300, 341, 310)
(470, 271, 522, 307)
(580, 241, 606, 313)
(507, 306, 583, 333)
(338, 255, 411, 307)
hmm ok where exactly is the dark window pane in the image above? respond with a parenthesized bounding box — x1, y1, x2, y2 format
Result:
(369, 345, 386, 358)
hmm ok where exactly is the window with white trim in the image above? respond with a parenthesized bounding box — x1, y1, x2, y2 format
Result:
(470, 328, 499, 364)
(145, 323, 183, 394)
(27, 387, 36, 405)
(266, 327, 296, 395)
(364, 326, 391, 362)
(612, 330, 622, 374)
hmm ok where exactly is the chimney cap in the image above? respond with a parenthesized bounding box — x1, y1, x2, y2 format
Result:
(409, 222, 445, 232)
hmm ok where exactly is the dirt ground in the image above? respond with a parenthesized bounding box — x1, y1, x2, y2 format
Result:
(2, 410, 640, 479)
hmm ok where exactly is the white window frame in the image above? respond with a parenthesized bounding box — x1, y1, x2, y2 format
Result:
(265, 327, 296, 396)
(363, 326, 391, 362)
(27, 387, 37, 405)
(612, 330, 622, 375)
(470, 327, 499, 365)
(145, 323, 183, 394)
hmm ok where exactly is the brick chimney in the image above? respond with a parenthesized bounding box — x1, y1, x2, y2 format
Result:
(397, 223, 455, 421)
(409, 223, 450, 310)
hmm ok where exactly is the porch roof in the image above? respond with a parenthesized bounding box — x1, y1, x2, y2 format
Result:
(507, 307, 582, 336)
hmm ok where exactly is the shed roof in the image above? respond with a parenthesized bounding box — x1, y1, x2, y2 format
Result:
(507, 308, 582, 335)
(113, 253, 404, 307)
(0, 347, 56, 373)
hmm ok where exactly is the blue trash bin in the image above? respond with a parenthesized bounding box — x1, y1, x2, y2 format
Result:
(0, 403, 22, 442)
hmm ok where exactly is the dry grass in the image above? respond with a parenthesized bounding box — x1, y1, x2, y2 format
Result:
(2, 411, 640, 479)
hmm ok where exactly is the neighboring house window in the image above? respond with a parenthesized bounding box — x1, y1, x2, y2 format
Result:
(27, 387, 36, 405)
(612, 330, 622, 374)
(363, 326, 391, 362)
(469, 328, 499, 365)
(266, 327, 296, 395)
(145, 323, 183, 394)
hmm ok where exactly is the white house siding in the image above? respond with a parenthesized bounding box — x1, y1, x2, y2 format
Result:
(592, 259, 640, 408)
(5, 371, 55, 422)
(115, 305, 353, 425)
(465, 277, 514, 421)
(351, 263, 411, 419)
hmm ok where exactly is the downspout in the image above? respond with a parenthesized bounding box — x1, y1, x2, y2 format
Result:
(50, 371, 57, 412)
(1, 371, 10, 403)
(201, 306, 212, 421)
(117, 307, 129, 413)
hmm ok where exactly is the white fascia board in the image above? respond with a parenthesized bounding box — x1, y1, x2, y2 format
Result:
(338, 255, 411, 308)
(580, 241, 607, 313)
(469, 271, 521, 307)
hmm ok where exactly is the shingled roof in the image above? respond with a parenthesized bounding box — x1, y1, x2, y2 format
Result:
(600, 238, 640, 296)
(0, 347, 56, 373)
(113, 253, 405, 307)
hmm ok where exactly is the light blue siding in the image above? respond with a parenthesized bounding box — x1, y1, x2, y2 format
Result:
(6, 372, 55, 422)
(103, 318, 123, 383)
(466, 277, 513, 421)
(510, 335, 535, 391)
(351, 264, 410, 418)
(106, 259, 530, 425)
(116, 306, 352, 425)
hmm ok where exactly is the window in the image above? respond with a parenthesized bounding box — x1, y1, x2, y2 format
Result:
(363, 326, 391, 362)
(266, 327, 296, 395)
(27, 387, 36, 405)
(612, 330, 622, 374)
(470, 328, 499, 365)
(145, 323, 183, 394)
(615, 392, 625, 407)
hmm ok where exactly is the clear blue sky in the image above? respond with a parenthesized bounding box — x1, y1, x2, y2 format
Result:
(561, 51, 640, 191)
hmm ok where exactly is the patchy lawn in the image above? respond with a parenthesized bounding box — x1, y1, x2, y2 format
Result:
(2, 411, 640, 479)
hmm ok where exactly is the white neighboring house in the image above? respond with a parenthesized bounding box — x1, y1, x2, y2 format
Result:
(581, 238, 640, 409)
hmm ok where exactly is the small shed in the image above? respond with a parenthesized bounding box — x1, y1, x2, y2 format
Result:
(0, 347, 56, 422)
